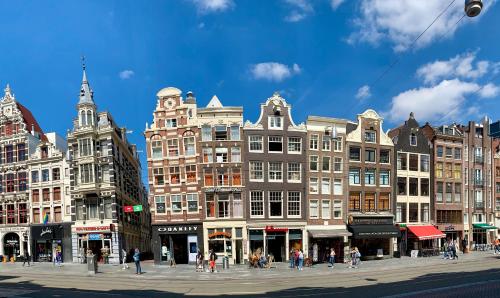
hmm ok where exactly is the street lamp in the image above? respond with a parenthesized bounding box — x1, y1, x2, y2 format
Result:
(465, 0, 483, 17)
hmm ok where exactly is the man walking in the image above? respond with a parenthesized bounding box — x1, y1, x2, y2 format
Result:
(22, 249, 30, 267)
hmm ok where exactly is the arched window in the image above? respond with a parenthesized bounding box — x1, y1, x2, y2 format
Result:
(87, 110, 93, 126)
(80, 110, 87, 126)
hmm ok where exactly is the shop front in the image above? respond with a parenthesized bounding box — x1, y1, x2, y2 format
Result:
(0, 226, 29, 261)
(472, 223, 498, 245)
(436, 224, 464, 248)
(203, 221, 247, 264)
(152, 224, 203, 265)
(405, 225, 445, 256)
(73, 224, 119, 264)
(248, 223, 306, 262)
(348, 216, 400, 259)
(307, 225, 351, 264)
(31, 223, 72, 263)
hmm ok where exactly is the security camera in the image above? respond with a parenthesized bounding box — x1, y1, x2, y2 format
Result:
(465, 0, 483, 17)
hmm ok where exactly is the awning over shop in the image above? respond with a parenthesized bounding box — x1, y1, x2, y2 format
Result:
(473, 223, 498, 230)
(407, 225, 446, 240)
(308, 229, 352, 238)
(348, 225, 400, 239)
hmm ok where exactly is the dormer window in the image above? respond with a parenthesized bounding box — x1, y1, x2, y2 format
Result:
(165, 118, 177, 128)
(41, 146, 48, 159)
(269, 116, 283, 130)
(410, 133, 417, 146)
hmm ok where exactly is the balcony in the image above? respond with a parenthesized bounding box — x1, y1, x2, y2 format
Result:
(474, 179, 484, 187)
(475, 155, 484, 164)
(475, 201, 484, 209)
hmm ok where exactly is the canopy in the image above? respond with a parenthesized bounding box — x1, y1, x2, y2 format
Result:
(407, 225, 446, 240)
(473, 223, 498, 230)
(308, 229, 352, 238)
(348, 225, 400, 239)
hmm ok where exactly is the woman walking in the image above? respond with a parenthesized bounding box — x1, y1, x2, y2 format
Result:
(298, 249, 304, 271)
(133, 248, 141, 275)
(329, 248, 336, 268)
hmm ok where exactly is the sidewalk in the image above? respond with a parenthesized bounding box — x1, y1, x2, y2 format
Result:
(1, 251, 497, 281)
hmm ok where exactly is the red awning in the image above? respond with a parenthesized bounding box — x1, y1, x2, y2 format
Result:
(408, 225, 446, 240)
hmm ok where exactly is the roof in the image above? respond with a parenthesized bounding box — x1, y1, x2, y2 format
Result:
(78, 69, 94, 105)
(16, 102, 47, 141)
(156, 87, 181, 98)
(206, 95, 223, 108)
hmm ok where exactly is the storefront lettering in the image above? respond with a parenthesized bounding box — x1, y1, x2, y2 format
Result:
(75, 226, 111, 232)
(204, 187, 242, 193)
(157, 226, 199, 233)
(40, 227, 53, 237)
(445, 225, 455, 231)
(350, 217, 393, 225)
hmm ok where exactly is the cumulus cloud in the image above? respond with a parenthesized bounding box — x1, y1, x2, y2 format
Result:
(355, 85, 371, 100)
(191, 0, 233, 14)
(348, 0, 496, 52)
(284, 0, 314, 22)
(119, 70, 134, 80)
(250, 62, 301, 82)
(330, 0, 345, 10)
(416, 52, 490, 84)
(479, 83, 500, 98)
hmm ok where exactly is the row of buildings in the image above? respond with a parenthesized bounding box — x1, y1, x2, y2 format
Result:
(145, 88, 500, 265)
(0, 68, 150, 264)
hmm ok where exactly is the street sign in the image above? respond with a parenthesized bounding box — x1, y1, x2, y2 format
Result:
(124, 206, 133, 213)
(133, 205, 143, 212)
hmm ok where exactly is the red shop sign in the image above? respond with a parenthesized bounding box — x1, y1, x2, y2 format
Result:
(265, 226, 288, 233)
(124, 206, 134, 213)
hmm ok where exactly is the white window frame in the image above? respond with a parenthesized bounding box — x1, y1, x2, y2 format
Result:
(268, 191, 283, 218)
(151, 139, 163, 160)
(410, 133, 417, 146)
(321, 178, 331, 195)
(333, 179, 342, 195)
(186, 193, 199, 213)
(268, 162, 283, 182)
(333, 200, 342, 219)
(333, 137, 342, 152)
(287, 162, 301, 183)
(231, 147, 241, 163)
(250, 191, 264, 218)
(322, 199, 331, 219)
(268, 116, 284, 130)
(310, 134, 319, 150)
(322, 156, 331, 172)
(268, 136, 283, 153)
(287, 137, 302, 154)
(287, 191, 301, 218)
(334, 157, 343, 173)
(309, 156, 319, 171)
(309, 177, 319, 194)
(309, 200, 319, 219)
(170, 194, 183, 214)
(322, 136, 331, 151)
(249, 135, 263, 153)
(249, 161, 264, 182)
(183, 136, 196, 156)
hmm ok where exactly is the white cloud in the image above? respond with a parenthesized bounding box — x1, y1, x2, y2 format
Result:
(479, 83, 500, 98)
(191, 0, 233, 14)
(284, 0, 313, 22)
(250, 62, 301, 82)
(355, 85, 371, 100)
(119, 70, 134, 80)
(330, 0, 344, 10)
(348, 0, 496, 52)
(416, 52, 491, 84)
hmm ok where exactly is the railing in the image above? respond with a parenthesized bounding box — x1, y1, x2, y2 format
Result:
(475, 156, 484, 163)
(474, 179, 484, 187)
(475, 202, 484, 209)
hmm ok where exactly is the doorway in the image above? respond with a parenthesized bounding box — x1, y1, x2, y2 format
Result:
(235, 240, 242, 264)
(3, 233, 20, 260)
(170, 234, 188, 264)
(266, 233, 285, 262)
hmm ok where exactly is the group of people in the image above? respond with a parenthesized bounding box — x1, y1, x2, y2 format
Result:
(443, 239, 459, 260)
(348, 247, 361, 269)
(249, 248, 270, 269)
(289, 248, 305, 270)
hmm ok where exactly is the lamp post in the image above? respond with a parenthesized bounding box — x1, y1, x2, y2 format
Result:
(465, 0, 483, 17)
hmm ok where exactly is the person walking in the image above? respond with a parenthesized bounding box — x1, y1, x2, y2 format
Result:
(462, 238, 467, 254)
(328, 248, 336, 268)
(289, 249, 295, 269)
(55, 250, 62, 267)
(22, 249, 30, 267)
(122, 248, 129, 270)
(209, 250, 218, 273)
(298, 249, 304, 271)
(452, 240, 458, 260)
(133, 248, 141, 275)
(196, 249, 204, 272)
(80, 247, 86, 264)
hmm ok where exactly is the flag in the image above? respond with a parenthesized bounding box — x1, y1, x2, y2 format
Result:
(43, 213, 49, 225)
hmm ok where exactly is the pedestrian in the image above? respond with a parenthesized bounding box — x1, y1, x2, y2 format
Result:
(133, 248, 141, 275)
(209, 250, 217, 273)
(461, 238, 467, 254)
(80, 247, 86, 264)
(22, 249, 30, 267)
(122, 248, 129, 270)
(494, 239, 500, 254)
(196, 249, 204, 272)
(289, 249, 295, 269)
(101, 246, 110, 264)
(294, 249, 299, 269)
(329, 248, 336, 268)
(56, 250, 62, 267)
(453, 240, 459, 259)
(298, 249, 304, 271)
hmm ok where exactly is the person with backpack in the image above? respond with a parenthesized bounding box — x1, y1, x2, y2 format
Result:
(133, 248, 141, 275)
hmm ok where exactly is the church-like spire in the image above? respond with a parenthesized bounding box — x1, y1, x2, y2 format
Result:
(78, 56, 94, 105)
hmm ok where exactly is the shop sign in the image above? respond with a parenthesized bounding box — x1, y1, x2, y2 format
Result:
(208, 231, 232, 238)
(75, 226, 111, 233)
(265, 226, 288, 233)
(40, 227, 53, 237)
(6, 239, 18, 244)
(445, 225, 455, 231)
(358, 231, 399, 237)
(124, 206, 134, 213)
(0, 227, 27, 232)
(349, 217, 393, 225)
(133, 205, 143, 212)
(204, 187, 242, 193)
(157, 225, 199, 233)
(88, 234, 102, 240)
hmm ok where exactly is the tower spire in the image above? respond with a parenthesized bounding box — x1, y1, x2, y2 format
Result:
(78, 56, 94, 105)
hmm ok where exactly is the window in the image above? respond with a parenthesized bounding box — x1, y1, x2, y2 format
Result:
(155, 196, 166, 213)
(7, 204, 15, 224)
(166, 118, 177, 128)
(380, 150, 390, 164)
(397, 177, 407, 195)
(288, 191, 301, 216)
(167, 139, 179, 157)
(154, 168, 164, 185)
(420, 155, 430, 172)
(365, 149, 376, 162)
(334, 157, 342, 172)
(409, 154, 418, 171)
(333, 179, 342, 195)
(269, 191, 283, 217)
(309, 200, 319, 219)
(287, 163, 301, 182)
(333, 137, 342, 152)
(186, 165, 197, 183)
(31, 171, 39, 183)
(365, 193, 375, 212)
(445, 163, 452, 179)
(203, 148, 213, 163)
(232, 168, 242, 186)
(53, 187, 61, 201)
(206, 194, 215, 217)
(288, 137, 302, 153)
(268, 136, 283, 152)
(215, 148, 228, 162)
(349, 193, 361, 211)
(103, 198, 112, 219)
(349, 147, 360, 161)
(445, 147, 453, 158)
(249, 136, 263, 152)
(309, 177, 319, 193)
(18, 172, 27, 191)
(321, 178, 331, 194)
(19, 204, 28, 224)
(42, 169, 50, 182)
(41, 189, 50, 202)
(17, 143, 26, 161)
(32, 190, 39, 203)
(397, 153, 407, 170)
(421, 178, 429, 196)
(231, 147, 241, 162)
(380, 170, 390, 186)
(409, 178, 418, 196)
(322, 200, 331, 219)
(52, 168, 60, 181)
(421, 203, 429, 223)
(322, 156, 330, 172)
(365, 169, 375, 185)
(249, 161, 263, 181)
(465, 168, 469, 185)
(269, 116, 283, 129)
(184, 137, 195, 156)
(169, 166, 180, 184)
(171, 195, 182, 213)
(333, 200, 342, 219)
(217, 169, 229, 186)
(435, 162, 443, 178)
(349, 168, 360, 185)
(218, 194, 230, 218)
(379, 193, 390, 211)
(453, 164, 461, 179)
(87, 198, 98, 219)
(215, 125, 228, 140)
(410, 133, 417, 146)
(437, 146, 443, 158)
(322, 136, 331, 151)
(269, 162, 283, 182)
(76, 200, 84, 220)
(151, 139, 163, 159)
(454, 183, 462, 203)
(436, 182, 443, 202)
(409, 203, 418, 222)
(233, 193, 243, 217)
(365, 131, 376, 143)
(6, 173, 14, 192)
(396, 203, 406, 223)
(79, 139, 92, 156)
(201, 125, 212, 141)
(310, 134, 319, 150)
(446, 183, 453, 202)
(309, 156, 318, 171)
(230, 125, 240, 140)
(454, 148, 461, 160)
(80, 164, 93, 183)
(250, 191, 264, 217)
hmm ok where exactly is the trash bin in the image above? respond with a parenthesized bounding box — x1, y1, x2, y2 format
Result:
(87, 255, 98, 275)
(222, 256, 229, 270)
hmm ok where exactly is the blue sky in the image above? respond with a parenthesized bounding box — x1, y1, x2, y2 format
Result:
(1, 0, 499, 181)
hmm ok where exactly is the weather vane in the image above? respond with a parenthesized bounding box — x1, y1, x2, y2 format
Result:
(81, 55, 86, 70)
